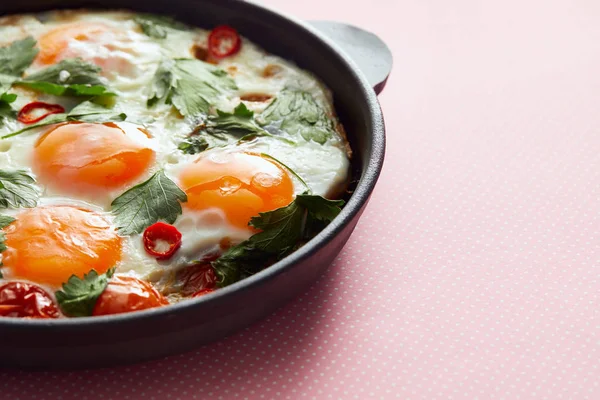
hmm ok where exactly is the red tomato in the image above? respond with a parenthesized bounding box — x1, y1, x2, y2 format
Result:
(208, 25, 241, 58)
(192, 288, 215, 297)
(92, 275, 169, 316)
(0, 281, 60, 318)
(177, 262, 218, 297)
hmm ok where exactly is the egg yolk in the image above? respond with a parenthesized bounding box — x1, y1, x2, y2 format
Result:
(180, 152, 294, 229)
(33, 122, 155, 194)
(2, 206, 122, 287)
(36, 22, 112, 66)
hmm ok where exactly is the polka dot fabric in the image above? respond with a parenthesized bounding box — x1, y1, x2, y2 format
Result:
(2, 0, 600, 398)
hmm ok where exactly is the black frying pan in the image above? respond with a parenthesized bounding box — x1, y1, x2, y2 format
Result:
(0, 0, 391, 369)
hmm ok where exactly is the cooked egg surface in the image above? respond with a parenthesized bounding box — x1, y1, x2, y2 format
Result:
(0, 10, 351, 295)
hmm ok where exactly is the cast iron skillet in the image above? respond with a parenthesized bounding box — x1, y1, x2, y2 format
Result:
(0, 0, 391, 369)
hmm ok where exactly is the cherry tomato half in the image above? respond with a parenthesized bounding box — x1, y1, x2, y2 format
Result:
(17, 102, 65, 124)
(208, 25, 241, 59)
(192, 288, 215, 298)
(0, 281, 60, 318)
(92, 275, 169, 316)
(143, 222, 182, 260)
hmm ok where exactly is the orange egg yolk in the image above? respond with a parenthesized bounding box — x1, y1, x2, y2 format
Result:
(180, 152, 295, 229)
(1, 206, 122, 287)
(36, 22, 111, 66)
(33, 122, 155, 194)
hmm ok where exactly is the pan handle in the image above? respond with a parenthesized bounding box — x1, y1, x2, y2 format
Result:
(308, 21, 392, 95)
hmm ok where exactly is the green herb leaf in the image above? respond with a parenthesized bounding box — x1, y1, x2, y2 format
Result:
(16, 58, 112, 97)
(0, 37, 38, 77)
(111, 170, 188, 235)
(0, 92, 17, 126)
(55, 268, 114, 317)
(2, 100, 127, 139)
(135, 14, 187, 39)
(0, 231, 7, 256)
(212, 193, 344, 286)
(260, 89, 336, 144)
(0, 169, 39, 208)
(148, 58, 237, 117)
(0, 214, 15, 229)
(178, 135, 210, 154)
(178, 103, 268, 154)
(209, 103, 264, 137)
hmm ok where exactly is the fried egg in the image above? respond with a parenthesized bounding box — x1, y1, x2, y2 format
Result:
(0, 10, 351, 306)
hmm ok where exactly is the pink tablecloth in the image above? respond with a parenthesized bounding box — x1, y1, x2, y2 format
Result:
(2, 0, 600, 398)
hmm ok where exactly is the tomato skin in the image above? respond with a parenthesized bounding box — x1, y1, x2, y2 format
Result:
(0, 281, 60, 319)
(92, 275, 169, 316)
(192, 288, 215, 298)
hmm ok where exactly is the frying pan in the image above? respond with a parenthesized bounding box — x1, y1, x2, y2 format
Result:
(0, 0, 391, 369)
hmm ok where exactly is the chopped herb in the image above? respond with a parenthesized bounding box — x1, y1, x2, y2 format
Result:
(259, 89, 337, 144)
(2, 100, 127, 139)
(135, 14, 187, 39)
(212, 193, 344, 286)
(0, 215, 15, 229)
(178, 135, 210, 154)
(0, 169, 39, 209)
(0, 37, 38, 77)
(148, 58, 237, 117)
(15, 58, 112, 97)
(178, 103, 268, 154)
(55, 268, 114, 317)
(111, 170, 187, 235)
(0, 92, 17, 126)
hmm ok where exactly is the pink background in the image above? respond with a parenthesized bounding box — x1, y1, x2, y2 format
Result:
(2, 0, 600, 398)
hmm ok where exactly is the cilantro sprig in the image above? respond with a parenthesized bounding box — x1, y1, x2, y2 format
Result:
(212, 194, 344, 286)
(55, 268, 114, 317)
(2, 100, 127, 139)
(134, 14, 188, 39)
(0, 92, 17, 126)
(178, 103, 268, 154)
(111, 170, 187, 235)
(15, 58, 113, 97)
(0, 36, 38, 78)
(148, 58, 237, 117)
(259, 89, 337, 144)
(0, 170, 39, 208)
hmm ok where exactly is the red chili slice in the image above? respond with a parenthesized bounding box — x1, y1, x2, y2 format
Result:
(17, 101, 65, 124)
(208, 25, 241, 59)
(143, 222, 182, 260)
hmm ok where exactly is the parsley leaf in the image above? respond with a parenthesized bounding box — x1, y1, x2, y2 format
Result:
(111, 170, 187, 235)
(0, 92, 17, 126)
(135, 14, 187, 39)
(0, 169, 39, 208)
(0, 37, 38, 77)
(178, 103, 268, 154)
(259, 89, 336, 144)
(207, 103, 265, 139)
(178, 135, 210, 154)
(16, 58, 112, 97)
(0, 214, 15, 229)
(148, 58, 237, 117)
(2, 100, 127, 139)
(212, 194, 344, 286)
(55, 268, 114, 317)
